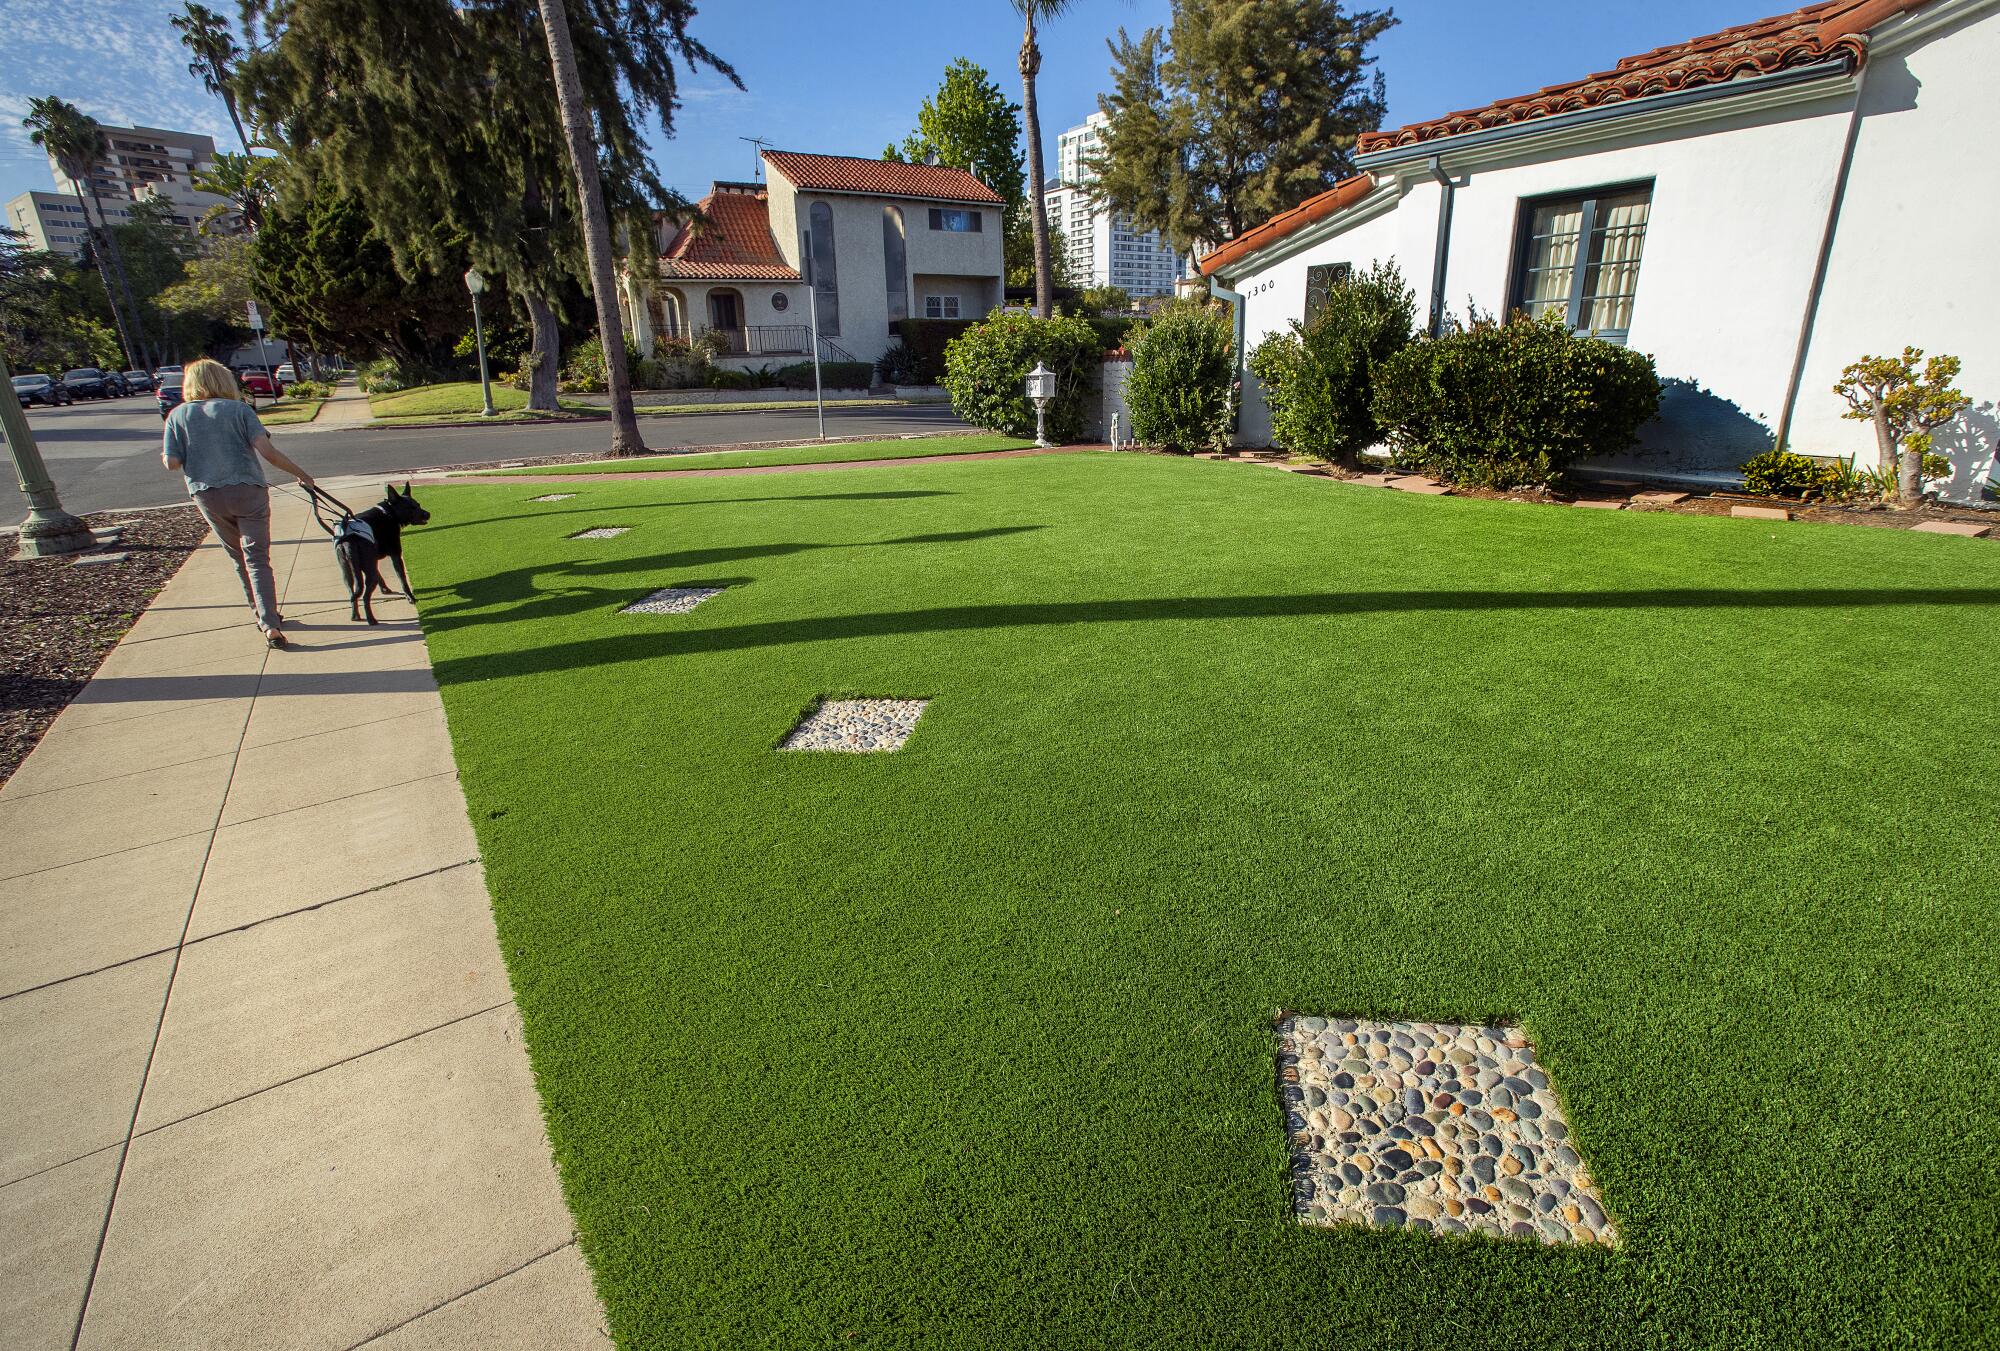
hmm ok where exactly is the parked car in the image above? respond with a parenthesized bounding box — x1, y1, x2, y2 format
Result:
(239, 369, 285, 398)
(13, 372, 72, 407)
(104, 371, 130, 397)
(61, 368, 109, 399)
(123, 369, 153, 392)
(156, 378, 183, 419)
(274, 363, 296, 383)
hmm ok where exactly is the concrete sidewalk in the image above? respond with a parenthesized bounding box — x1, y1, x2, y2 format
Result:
(0, 490, 608, 1348)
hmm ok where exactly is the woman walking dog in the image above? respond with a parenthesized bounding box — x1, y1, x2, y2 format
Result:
(161, 358, 317, 648)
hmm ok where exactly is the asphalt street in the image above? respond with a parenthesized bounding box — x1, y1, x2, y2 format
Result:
(1, 398, 973, 516)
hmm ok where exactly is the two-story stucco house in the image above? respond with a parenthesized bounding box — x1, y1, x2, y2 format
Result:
(620, 150, 1007, 372)
(1200, 0, 1999, 503)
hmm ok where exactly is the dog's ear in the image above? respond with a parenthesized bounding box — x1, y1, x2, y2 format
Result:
(384, 483, 400, 499)
(401, 481, 412, 496)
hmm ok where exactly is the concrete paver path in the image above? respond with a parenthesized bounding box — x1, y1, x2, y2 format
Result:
(0, 489, 608, 1349)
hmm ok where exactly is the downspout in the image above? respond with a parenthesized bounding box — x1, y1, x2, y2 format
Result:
(1426, 156, 1456, 337)
(1774, 56, 1867, 452)
(1210, 273, 1247, 442)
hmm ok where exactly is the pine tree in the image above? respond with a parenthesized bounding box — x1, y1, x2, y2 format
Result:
(1089, 0, 1395, 252)
(239, 0, 735, 424)
(1009, 1, 1074, 318)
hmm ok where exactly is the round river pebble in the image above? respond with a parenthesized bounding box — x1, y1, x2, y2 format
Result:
(1276, 1015, 1615, 1246)
(621, 586, 726, 616)
(779, 698, 929, 753)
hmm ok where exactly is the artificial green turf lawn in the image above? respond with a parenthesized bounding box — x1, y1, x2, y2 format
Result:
(409, 454, 2000, 1349)
(478, 433, 1032, 475)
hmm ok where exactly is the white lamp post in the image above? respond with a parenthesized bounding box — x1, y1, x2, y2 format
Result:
(464, 268, 497, 417)
(1026, 362, 1056, 448)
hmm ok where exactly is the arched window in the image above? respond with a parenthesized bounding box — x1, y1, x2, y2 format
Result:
(882, 205, 907, 328)
(808, 201, 840, 337)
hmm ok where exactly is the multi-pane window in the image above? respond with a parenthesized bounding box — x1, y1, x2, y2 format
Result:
(924, 295, 961, 319)
(1303, 262, 1352, 325)
(927, 208, 982, 233)
(1513, 185, 1651, 342)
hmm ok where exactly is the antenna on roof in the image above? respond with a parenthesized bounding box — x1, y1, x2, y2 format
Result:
(739, 135, 775, 181)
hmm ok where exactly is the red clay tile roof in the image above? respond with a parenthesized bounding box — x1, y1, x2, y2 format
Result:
(659, 185, 800, 281)
(1199, 174, 1376, 277)
(1358, 0, 1935, 152)
(762, 150, 1005, 205)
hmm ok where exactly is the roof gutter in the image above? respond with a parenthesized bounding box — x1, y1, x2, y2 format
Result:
(1426, 157, 1455, 338)
(1354, 59, 1857, 172)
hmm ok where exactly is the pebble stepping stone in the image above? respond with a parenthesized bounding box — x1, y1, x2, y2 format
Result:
(1277, 1015, 1616, 1247)
(622, 586, 724, 615)
(780, 698, 928, 753)
(72, 551, 131, 567)
(1388, 477, 1452, 495)
(1632, 490, 1689, 505)
(1911, 520, 1992, 538)
(1345, 475, 1398, 488)
(1571, 499, 1626, 510)
(530, 493, 577, 502)
(571, 526, 630, 539)
(1731, 505, 1791, 521)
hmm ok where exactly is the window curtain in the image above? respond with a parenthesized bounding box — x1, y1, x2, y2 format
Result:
(1523, 204, 1583, 319)
(1584, 196, 1650, 333)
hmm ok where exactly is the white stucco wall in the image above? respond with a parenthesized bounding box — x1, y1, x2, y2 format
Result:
(1215, 0, 2000, 501)
(1791, 3, 2000, 500)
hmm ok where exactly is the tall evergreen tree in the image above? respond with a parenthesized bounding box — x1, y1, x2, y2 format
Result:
(240, 0, 734, 423)
(885, 59, 1029, 280)
(1008, 0, 1073, 319)
(21, 97, 153, 370)
(172, 4, 253, 155)
(1089, 0, 1395, 252)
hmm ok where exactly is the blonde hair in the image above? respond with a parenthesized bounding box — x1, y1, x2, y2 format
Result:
(183, 358, 242, 402)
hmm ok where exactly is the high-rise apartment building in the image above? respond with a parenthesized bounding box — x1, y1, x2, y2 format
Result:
(6, 123, 231, 258)
(1040, 111, 1184, 298)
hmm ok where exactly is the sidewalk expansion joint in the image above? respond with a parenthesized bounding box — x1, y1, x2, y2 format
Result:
(345, 1240, 584, 1348)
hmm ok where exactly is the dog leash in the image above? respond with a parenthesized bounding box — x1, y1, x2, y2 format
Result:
(295, 480, 358, 539)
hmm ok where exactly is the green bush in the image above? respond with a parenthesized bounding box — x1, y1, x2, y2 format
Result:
(774, 360, 873, 391)
(561, 335, 642, 393)
(941, 312, 1101, 442)
(893, 318, 976, 383)
(1372, 311, 1661, 488)
(875, 341, 925, 386)
(1247, 261, 1415, 466)
(703, 366, 758, 390)
(1086, 315, 1134, 352)
(1742, 449, 1838, 498)
(1124, 300, 1235, 453)
(283, 379, 332, 400)
(355, 357, 430, 394)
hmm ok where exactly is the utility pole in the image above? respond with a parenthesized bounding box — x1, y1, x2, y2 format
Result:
(1, 353, 93, 557)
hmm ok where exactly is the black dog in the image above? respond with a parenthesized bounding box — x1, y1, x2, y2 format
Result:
(334, 483, 431, 624)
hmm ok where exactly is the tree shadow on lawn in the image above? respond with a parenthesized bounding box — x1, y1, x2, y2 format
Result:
(428, 585, 2000, 686)
(419, 523, 1046, 632)
(420, 489, 955, 536)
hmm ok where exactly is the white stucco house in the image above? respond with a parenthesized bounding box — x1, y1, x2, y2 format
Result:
(1201, 0, 1999, 502)
(619, 151, 1007, 371)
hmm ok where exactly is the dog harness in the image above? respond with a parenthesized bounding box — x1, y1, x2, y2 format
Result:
(334, 516, 377, 549)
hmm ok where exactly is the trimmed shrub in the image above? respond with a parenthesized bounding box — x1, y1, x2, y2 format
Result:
(355, 358, 432, 394)
(875, 341, 925, 386)
(560, 335, 642, 394)
(1086, 315, 1134, 352)
(941, 312, 1101, 442)
(893, 318, 976, 383)
(1247, 261, 1416, 466)
(1372, 312, 1661, 489)
(703, 366, 758, 390)
(1741, 449, 1838, 498)
(1125, 299, 1235, 453)
(774, 360, 873, 391)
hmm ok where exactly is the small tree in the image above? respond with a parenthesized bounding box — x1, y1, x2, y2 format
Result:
(1832, 347, 1970, 506)
(1125, 298, 1234, 453)
(1246, 259, 1414, 467)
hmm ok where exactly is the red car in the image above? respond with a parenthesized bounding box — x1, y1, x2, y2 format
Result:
(238, 369, 286, 397)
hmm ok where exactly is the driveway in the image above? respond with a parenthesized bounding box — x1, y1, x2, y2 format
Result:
(2, 400, 973, 517)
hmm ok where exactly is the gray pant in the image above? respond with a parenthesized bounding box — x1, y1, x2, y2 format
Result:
(192, 483, 281, 631)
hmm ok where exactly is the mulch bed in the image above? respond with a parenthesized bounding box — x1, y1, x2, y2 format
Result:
(0, 508, 210, 786)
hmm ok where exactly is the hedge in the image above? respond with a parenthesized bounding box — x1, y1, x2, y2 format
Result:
(1246, 261, 1416, 466)
(1124, 301, 1235, 453)
(941, 312, 1101, 442)
(892, 318, 977, 383)
(774, 361, 873, 390)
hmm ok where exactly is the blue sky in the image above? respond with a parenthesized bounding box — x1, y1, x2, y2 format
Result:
(0, 0, 1765, 207)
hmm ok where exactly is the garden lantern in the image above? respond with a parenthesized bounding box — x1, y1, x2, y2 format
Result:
(464, 268, 497, 417)
(1026, 362, 1056, 447)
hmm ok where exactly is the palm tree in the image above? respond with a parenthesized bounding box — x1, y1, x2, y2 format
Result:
(535, 0, 644, 455)
(172, 4, 252, 155)
(22, 97, 147, 370)
(192, 150, 270, 232)
(1010, 0, 1072, 319)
